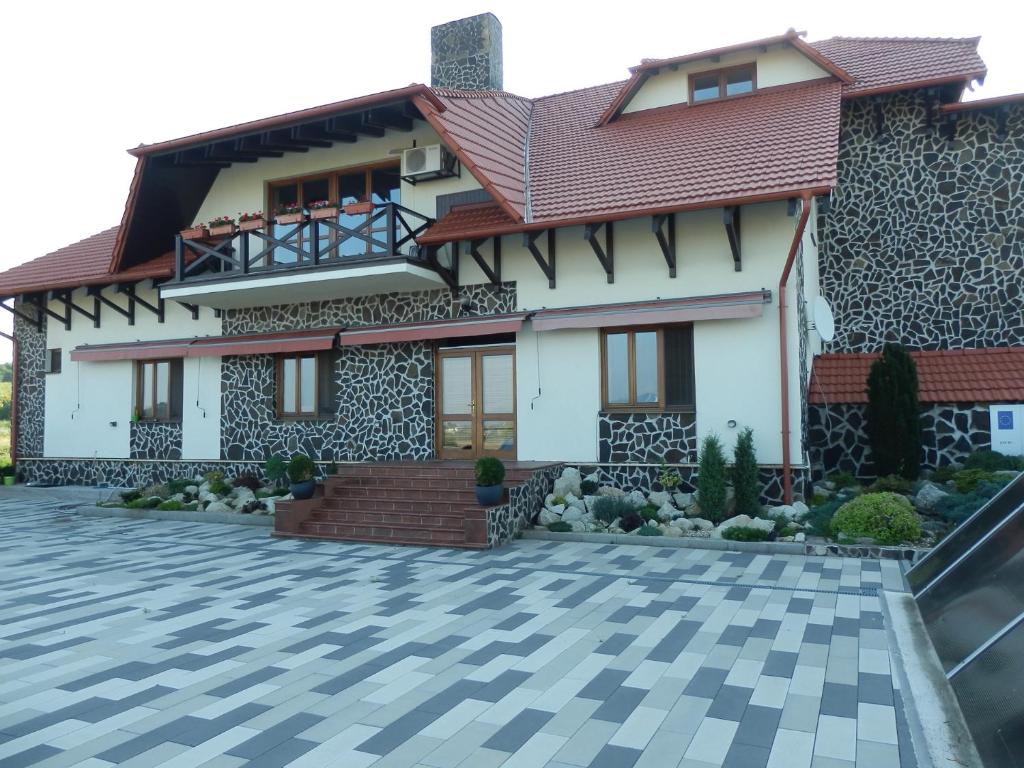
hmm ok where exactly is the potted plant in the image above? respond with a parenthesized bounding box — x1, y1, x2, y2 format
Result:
(308, 200, 339, 220)
(343, 197, 374, 216)
(180, 223, 209, 241)
(2, 464, 14, 487)
(208, 216, 237, 237)
(275, 203, 305, 226)
(287, 453, 316, 500)
(474, 457, 506, 506)
(238, 211, 266, 231)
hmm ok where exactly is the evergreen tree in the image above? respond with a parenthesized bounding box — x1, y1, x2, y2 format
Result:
(732, 427, 762, 515)
(865, 343, 923, 480)
(697, 433, 728, 522)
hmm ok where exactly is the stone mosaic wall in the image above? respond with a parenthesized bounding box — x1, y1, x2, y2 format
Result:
(430, 13, 503, 91)
(220, 283, 515, 463)
(14, 305, 46, 459)
(486, 463, 563, 546)
(18, 459, 270, 488)
(808, 402, 992, 479)
(819, 94, 1024, 352)
(598, 412, 697, 464)
(129, 422, 183, 460)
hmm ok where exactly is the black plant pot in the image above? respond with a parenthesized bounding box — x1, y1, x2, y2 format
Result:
(475, 484, 504, 507)
(290, 479, 316, 500)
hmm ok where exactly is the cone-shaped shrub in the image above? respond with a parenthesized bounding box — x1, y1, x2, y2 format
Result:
(866, 343, 923, 480)
(732, 427, 762, 516)
(697, 433, 728, 523)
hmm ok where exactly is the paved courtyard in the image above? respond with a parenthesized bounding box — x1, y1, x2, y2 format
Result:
(0, 493, 918, 768)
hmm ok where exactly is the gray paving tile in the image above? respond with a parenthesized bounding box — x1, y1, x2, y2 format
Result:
(482, 708, 553, 752)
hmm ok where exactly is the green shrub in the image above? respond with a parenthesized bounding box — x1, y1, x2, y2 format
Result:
(547, 521, 572, 533)
(831, 492, 922, 545)
(141, 483, 170, 500)
(828, 471, 858, 490)
(722, 526, 770, 542)
(265, 455, 288, 487)
(866, 343, 923, 480)
(640, 504, 660, 523)
(810, 492, 830, 507)
(778, 524, 798, 538)
(580, 479, 598, 495)
(953, 468, 1000, 494)
(619, 511, 644, 533)
(166, 478, 193, 495)
(125, 497, 159, 509)
(934, 481, 1006, 525)
(592, 496, 637, 525)
(869, 475, 913, 495)
(697, 433, 728, 523)
(637, 525, 663, 536)
(120, 489, 142, 504)
(658, 461, 681, 491)
(964, 450, 1024, 472)
(474, 457, 505, 486)
(930, 465, 958, 484)
(732, 427, 761, 516)
(552, 495, 567, 507)
(157, 499, 184, 511)
(287, 454, 316, 484)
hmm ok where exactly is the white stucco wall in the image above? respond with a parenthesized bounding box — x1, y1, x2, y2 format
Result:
(42, 285, 222, 460)
(622, 43, 830, 114)
(459, 201, 807, 466)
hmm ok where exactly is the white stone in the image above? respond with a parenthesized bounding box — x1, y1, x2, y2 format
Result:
(199, 481, 211, 494)
(670, 517, 695, 531)
(185, 485, 199, 495)
(562, 507, 584, 523)
(656, 501, 677, 523)
(553, 467, 582, 497)
(626, 490, 646, 508)
(564, 493, 586, 511)
(794, 532, 806, 543)
(233, 488, 256, 506)
(170, 493, 186, 503)
(583, 495, 599, 511)
(539, 508, 563, 525)
(673, 491, 694, 508)
(713, 514, 776, 538)
(263, 497, 275, 515)
(791, 501, 810, 519)
(647, 491, 671, 508)
(544, 493, 556, 507)
(770, 504, 798, 520)
(663, 526, 682, 537)
(597, 486, 625, 497)
(569, 520, 587, 532)
(205, 501, 233, 515)
(198, 490, 218, 504)
(583, 471, 599, 484)
(690, 518, 714, 531)
(914, 481, 949, 512)
(646, 519, 658, 527)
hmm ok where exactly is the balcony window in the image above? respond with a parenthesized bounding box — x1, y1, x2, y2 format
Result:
(602, 325, 694, 411)
(689, 65, 756, 103)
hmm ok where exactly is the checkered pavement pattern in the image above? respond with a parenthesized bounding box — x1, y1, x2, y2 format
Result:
(0, 496, 917, 767)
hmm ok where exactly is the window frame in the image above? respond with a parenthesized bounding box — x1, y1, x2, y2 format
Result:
(134, 359, 182, 423)
(45, 348, 62, 374)
(274, 350, 337, 420)
(600, 325, 695, 413)
(688, 63, 757, 104)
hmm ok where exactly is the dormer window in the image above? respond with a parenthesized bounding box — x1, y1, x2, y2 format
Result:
(689, 64, 756, 104)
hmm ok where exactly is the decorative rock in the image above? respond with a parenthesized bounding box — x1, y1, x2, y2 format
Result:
(597, 486, 625, 497)
(914, 481, 949, 512)
(199, 482, 211, 494)
(583, 495, 599, 511)
(198, 490, 218, 504)
(263, 497, 275, 515)
(689, 518, 714, 531)
(670, 517, 695, 532)
(647, 491, 671, 508)
(646, 519, 658, 527)
(545, 493, 556, 507)
(570, 520, 587, 533)
(539, 508, 563, 525)
(812, 484, 834, 498)
(562, 507, 584, 523)
(564, 493, 586, 512)
(205, 501, 232, 514)
(713, 515, 775, 538)
(818, 480, 836, 491)
(553, 467, 582, 498)
(656, 502, 677, 523)
(663, 526, 682, 537)
(583, 472, 600, 485)
(673, 492, 694, 508)
(170, 493, 186, 503)
(794, 532, 806, 543)
(769, 504, 797, 520)
(185, 485, 199, 495)
(626, 490, 646, 508)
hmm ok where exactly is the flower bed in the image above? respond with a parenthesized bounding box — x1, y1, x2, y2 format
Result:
(100, 470, 291, 518)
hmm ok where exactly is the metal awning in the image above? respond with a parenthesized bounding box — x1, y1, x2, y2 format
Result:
(337, 313, 528, 346)
(531, 291, 771, 331)
(70, 328, 340, 362)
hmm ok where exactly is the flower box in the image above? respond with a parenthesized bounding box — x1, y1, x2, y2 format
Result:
(209, 223, 237, 238)
(180, 225, 208, 241)
(239, 217, 266, 232)
(276, 212, 305, 225)
(309, 206, 339, 221)
(343, 201, 374, 216)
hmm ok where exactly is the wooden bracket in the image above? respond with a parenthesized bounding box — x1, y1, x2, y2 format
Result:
(176, 301, 200, 320)
(88, 285, 134, 326)
(424, 243, 460, 295)
(723, 207, 742, 272)
(584, 221, 614, 283)
(51, 290, 101, 328)
(117, 284, 164, 323)
(469, 237, 501, 286)
(27, 293, 70, 330)
(0, 297, 42, 332)
(652, 214, 677, 278)
(523, 230, 556, 289)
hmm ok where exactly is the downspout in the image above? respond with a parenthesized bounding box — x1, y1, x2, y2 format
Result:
(778, 193, 812, 504)
(9, 336, 17, 469)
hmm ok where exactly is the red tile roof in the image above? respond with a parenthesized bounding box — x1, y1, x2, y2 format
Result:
(809, 348, 1024, 405)
(940, 92, 1024, 114)
(0, 227, 176, 297)
(809, 37, 986, 97)
(420, 202, 518, 243)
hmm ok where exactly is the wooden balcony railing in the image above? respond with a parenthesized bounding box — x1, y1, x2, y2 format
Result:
(174, 202, 434, 283)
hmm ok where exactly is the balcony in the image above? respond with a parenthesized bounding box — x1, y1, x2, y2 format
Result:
(160, 202, 446, 309)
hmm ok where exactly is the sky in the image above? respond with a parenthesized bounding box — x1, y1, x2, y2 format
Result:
(0, 0, 1021, 360)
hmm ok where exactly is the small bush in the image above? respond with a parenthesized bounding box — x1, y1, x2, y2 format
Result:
(722, 526, 771, 542)
(592, 496, 637, 525)
(810, 492, 831, 507)
(930, 465, 958, 484)
(141, 483, 170, 500)
(474, 457, 505, 486)
(637, 525, 663, 536)
(831, 492, 922, 545)
(869, 475, 913, 495)
(166, 478, 192, 495)
(732, 427, 761, 516)
(265, 455, 288, 487)
(552, 495, 567, 507)
(697, 433, 728, 523)
(640, 504, 660, 523)
(157, 499, 184, 511)
(547, 521, 572, 533)
(287, 454, 316, 484)
(658, 461, 681, 491)
(203, 470, 224, 484)
(953, 469, 1000, 494)
(964, 450, 1024, 472)
(778, 524, 798, 538)
(933, 481, 1006, 525)
(125, 497, 159, 509)
(828, 471, 858, 490)
(120, 489, 142, 504)
(619, 511, 645, 533)
(580, 479, 598, 495)
(232, 473, 263, 491)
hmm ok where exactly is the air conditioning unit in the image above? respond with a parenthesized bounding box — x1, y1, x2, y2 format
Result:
(401, 144, 457, 182)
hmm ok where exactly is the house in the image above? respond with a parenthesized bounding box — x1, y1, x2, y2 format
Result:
(1, 14, 1021, 526)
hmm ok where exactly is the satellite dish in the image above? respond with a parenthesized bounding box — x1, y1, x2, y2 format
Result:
(813, 296, 835, 342)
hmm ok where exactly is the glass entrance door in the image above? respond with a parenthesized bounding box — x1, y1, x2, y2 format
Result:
(438, 346, 516, 459)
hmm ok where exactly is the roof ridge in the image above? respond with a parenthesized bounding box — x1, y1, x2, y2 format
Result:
(429, 87, 532, 102)
(813, 35, 980, 45)
(532, 80, 627, 103)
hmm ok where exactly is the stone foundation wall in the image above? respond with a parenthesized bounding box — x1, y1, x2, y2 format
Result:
(808, 402, 992, 479)
(486, 463, 563, 546)
(598, 412, 697, 463)
(130, 422, 183, 460)
(18, 459, 278, 488)
(14, 305, 46, 459)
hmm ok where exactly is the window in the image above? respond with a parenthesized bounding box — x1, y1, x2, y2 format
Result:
(602, 326, 694, 411)
(44, 348, 62, 374)
(275, 351, 337, 418)
(135, 360, 183, 421)
(689, 65, 755, 103)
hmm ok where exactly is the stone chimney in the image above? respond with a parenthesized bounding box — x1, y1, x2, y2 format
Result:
(431, 13, 503, 91)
